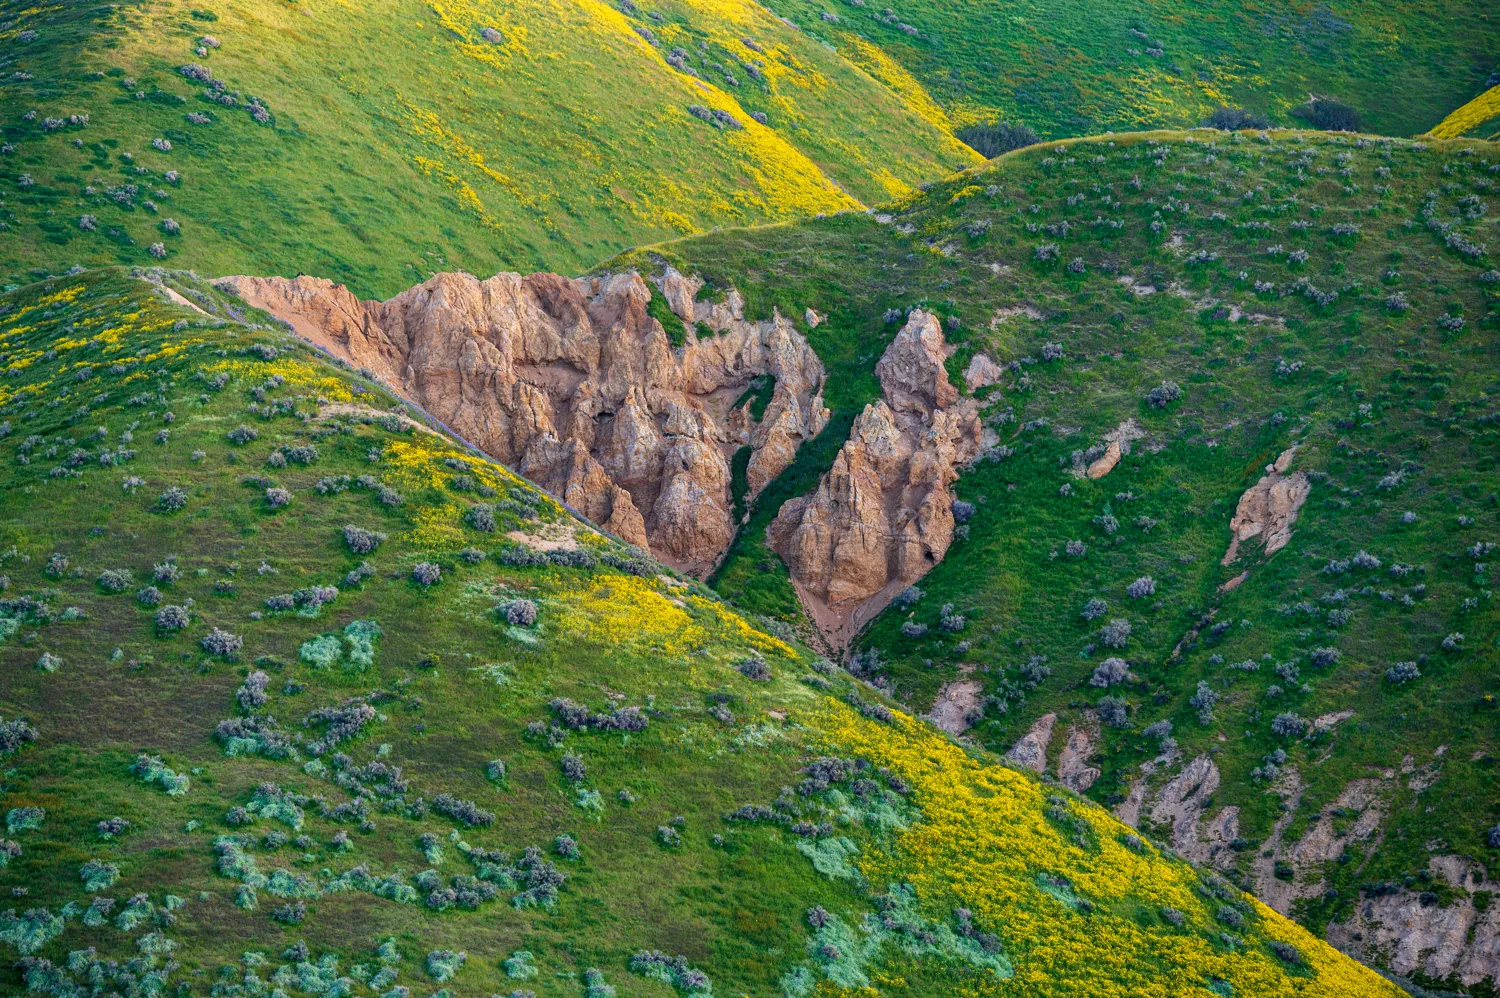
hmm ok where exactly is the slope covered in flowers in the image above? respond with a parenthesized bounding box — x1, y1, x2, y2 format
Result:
(0, 0, 976, 295)
(0, 268, 1399, 996)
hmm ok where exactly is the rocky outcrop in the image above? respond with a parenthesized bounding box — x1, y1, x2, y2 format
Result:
(769, 311, 985, 643)
(1222, 445, 1310, 565)
(1142, 755, 1241, 868)
(225, 269, 828, 575)
(1252, 774, 1383, 914)
(1071, 419, 1146, 480)
(924, 673, 983, 736)
(1329, 856, 1500, 986)
(1056, 721, 1101, 793)
(1005, 712, 1057, 774)
(962, 352, 1004, 391)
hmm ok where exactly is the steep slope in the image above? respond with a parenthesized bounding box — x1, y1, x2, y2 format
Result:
(767, 0, 1500, 140)
(0, 0, 978, 295)
(589, 128, 1500, 988)
(0, 268, 1399, 997)
(1431, 85, 1500, 141)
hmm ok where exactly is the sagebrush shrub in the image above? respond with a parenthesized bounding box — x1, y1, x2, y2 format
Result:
(97, 568, 133, 593)
(156, 486, 189, 511)
(200, 627, 243, 658)
(155, 604, 191, 632)
(1099, 618, 1131, 648)
(1089, 657, 1129, 687)
(343, 525, 386, 554)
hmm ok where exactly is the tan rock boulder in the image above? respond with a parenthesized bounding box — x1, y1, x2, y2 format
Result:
(1223, 445, 1311, 564)
(962, 352, 1005, 391)
(1006, 712, 1057, 773)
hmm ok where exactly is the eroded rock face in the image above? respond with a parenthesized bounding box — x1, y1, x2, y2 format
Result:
(769, 311, 984, 641)
(1252, 774, 1384, 914)
(225, 270, 828, 574)
(1143, 755, 1242, 867)
(1005, 712, 1057, 773)
(1222, 445, 1310, 565)
(1329, 857, 1500, 986)
(1056, 721, 1101, 793)
(924, 675, 983, 736)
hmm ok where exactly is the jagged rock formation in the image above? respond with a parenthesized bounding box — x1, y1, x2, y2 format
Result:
(1003, 712, 1098, 791)
(1005, 712, 1057, 774)
(1222, 445, 1310, 565)
(1136, 755, 1242, 868)
(1118, 745, 1500, 983)
(225, 269, 828, 574)
(769, 311, 985, 644)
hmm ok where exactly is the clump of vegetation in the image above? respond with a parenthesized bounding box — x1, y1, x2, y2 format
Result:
(957, 121, 1039, 158)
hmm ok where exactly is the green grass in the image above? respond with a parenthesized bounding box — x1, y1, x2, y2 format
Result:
(611, 128, 1500, 968)
(768, 0, 1500, 140)
(0, 0, 977, 296)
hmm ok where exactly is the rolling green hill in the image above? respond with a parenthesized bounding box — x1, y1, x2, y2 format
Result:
(608, 127, 1500, 988)
(0, 0, 980, 296)
(6, 0, 1500, 987)
(0, 267, 1400, 997)
(7, 0, 1499, 300)
(766, 0, 1500, 140)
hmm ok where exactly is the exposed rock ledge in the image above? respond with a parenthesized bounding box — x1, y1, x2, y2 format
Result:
(1329, 855, 1500, 987)
(768, 311, 986, 646)
(224, 269, 828, 575)
(1222, 444, 1309, 565)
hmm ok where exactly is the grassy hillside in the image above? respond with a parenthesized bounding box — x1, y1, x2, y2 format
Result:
(765, 0, 1500, 140)
(10, 0, 1497, 301)
(0, 268, 1399, 997)
(612, 127, 1500, 966)
(0, 0, 980, 296)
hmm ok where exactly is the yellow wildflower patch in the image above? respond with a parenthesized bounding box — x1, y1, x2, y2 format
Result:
(724, 122, 863, 217)
(199, 358, 355, 403)
(688, 595, 795, 659)
(37, 284, 86, 308)
(798, 699, 1402, 997)
(551, 574, 708, 658)
(841, 37, 956, 138)
(872, 168, 913, 201)
(379, 435, 567, 548)
(1428, 85, 1500, 139)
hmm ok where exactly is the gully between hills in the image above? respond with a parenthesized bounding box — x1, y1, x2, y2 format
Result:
(226, 268, 987, 649)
